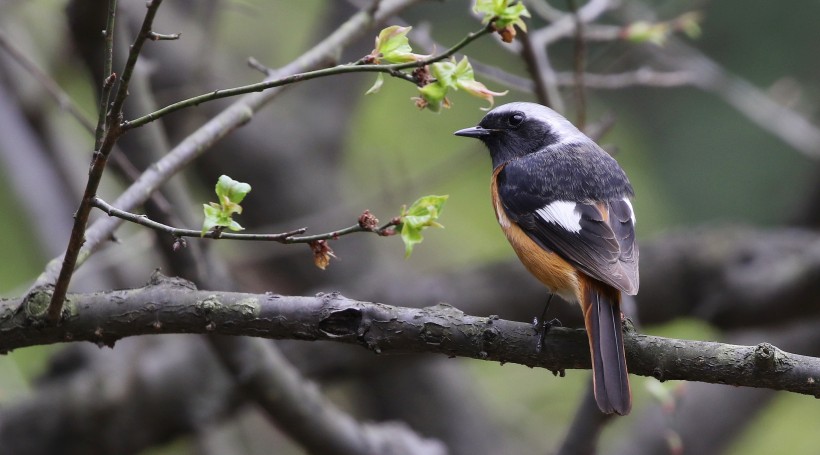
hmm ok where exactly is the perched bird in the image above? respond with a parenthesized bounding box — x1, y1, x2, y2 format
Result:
(454, 102, 638, 415)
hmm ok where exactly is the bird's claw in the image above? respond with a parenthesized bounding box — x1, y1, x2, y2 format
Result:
(534, 317, 562, 353)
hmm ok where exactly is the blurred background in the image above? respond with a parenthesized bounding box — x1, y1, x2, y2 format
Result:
(1, 0, 819, 454)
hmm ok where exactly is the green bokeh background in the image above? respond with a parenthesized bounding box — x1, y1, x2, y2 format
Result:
(2, 0, 819, 453)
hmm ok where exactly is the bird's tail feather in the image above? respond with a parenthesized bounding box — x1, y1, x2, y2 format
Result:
(581, 279, 631, 415)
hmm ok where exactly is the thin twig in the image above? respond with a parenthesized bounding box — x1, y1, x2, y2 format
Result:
(91, 197, 398, 243)
(95, 0, 118, 149)
(148, 31, 181, 41)
(47, 0, 167, 322)
(556, 68, 697, 88)
(247, 56, 273, 76)
(518, 30, 552, 107)
(531, 0, 615, 46)
(567, 0, 587, 128)
(123, 24, 494, 130)
(651, 39, 820, 159)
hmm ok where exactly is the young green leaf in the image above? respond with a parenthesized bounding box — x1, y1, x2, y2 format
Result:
(624, 21, 671, 46)
(459, 80, 508, 110)
(398, 195, 448, 257)
(415, 57, 506, 111)
(215, 175, 251, 206)
(365, 73, 385, 95)
(370, 25, 429, 64)
(430, 60, 458, 89)
(416, 81, 450, 112)
(473, 0, 531, 42)
(202, 175, 252, 235)
(452, 57, 507, 110)
(624, 12, 702, 46)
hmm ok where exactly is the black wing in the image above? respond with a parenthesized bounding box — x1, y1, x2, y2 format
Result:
(498, 153, 639, 294)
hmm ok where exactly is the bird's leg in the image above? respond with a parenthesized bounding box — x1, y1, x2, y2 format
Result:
(534, 293, 562, 353)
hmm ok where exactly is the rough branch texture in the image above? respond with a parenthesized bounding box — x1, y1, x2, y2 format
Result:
(5, 273, 819, 398)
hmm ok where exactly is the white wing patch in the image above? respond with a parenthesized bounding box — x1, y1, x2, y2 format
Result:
(536, 200, 582, 233)
(623, 198, 636, 225)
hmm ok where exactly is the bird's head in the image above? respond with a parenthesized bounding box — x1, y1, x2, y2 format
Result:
(454, 102, 588, 168)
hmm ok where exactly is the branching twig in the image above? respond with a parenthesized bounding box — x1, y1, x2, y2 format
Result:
(8, 276, 820, 399)
(555, 68, 697, 88)
(567, 0, 587, 127)
(47, 0, 167, 322)
(26, 0, 433, 298)
(123, 24, 493, 130)
(531, 0, 615, 47)
(91, 196, 398, 243)
(95, 0, 118, 148)
(518, 30, 554, 108)
(148, 31, 181, 41)
(512, 0, 616, 112)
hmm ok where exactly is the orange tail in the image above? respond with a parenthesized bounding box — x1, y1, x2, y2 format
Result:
(580, 279, 631, 415)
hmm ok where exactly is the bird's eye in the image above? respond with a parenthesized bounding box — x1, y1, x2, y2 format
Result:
(508, 113, 525, 127)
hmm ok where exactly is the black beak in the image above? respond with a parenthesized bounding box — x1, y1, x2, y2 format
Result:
(454, 126, 492, 138)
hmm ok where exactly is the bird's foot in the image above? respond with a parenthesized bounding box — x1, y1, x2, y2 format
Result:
(533, 317, 562, 353)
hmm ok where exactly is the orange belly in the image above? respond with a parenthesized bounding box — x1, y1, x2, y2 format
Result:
(504, 219, 580, 303)
(491, 171, 580, 303)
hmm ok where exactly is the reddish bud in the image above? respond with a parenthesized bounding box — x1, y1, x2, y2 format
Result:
(498, 26, 516, 43)
(412, 66, 433, 87)
(358, 210, 379, 231)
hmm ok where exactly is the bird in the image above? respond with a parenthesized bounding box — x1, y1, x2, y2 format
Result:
(454, 102, 638, 415)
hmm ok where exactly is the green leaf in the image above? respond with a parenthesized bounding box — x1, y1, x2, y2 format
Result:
(451, 57, 508, 109)
(624, 21, 670, 46)
(365, 73, 385, 95)
(216, 175, 251, 206)
(414, 58, 506, 111)
(416, 81, 449, 112)
(430, 60, 458, 89)
(399, 195, 448, 257)
(202, 175, 252, 235)
(473, 0, 531, 35)
(371, 25, 429, 64)
(458, 79, 508, 110)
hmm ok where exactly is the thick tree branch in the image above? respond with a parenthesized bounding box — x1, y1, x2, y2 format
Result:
(7, 273, 820, 398)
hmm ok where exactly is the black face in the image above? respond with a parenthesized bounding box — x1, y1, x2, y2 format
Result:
(455, 110, 560, 169)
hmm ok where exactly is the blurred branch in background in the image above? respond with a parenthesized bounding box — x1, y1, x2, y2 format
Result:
(209, 336, 447, 455)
